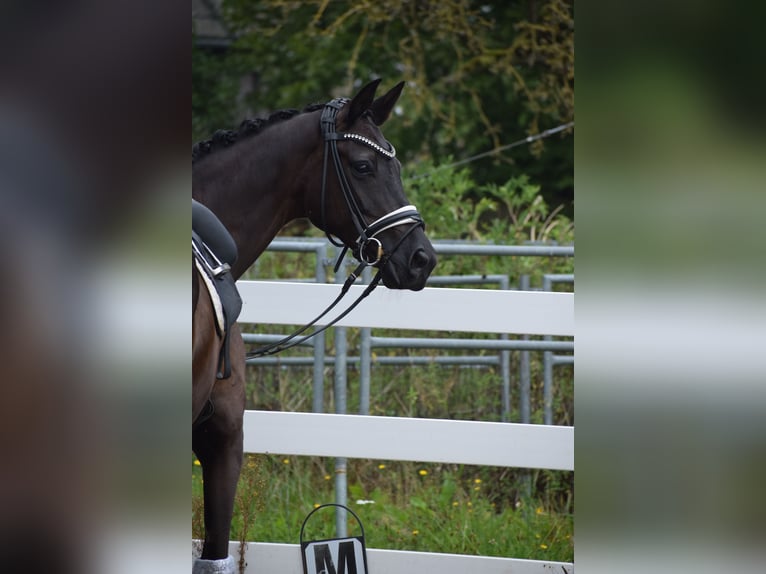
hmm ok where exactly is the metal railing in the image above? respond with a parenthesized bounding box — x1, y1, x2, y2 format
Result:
(244, 237, 574, 424)
(240, 237, 573, 537)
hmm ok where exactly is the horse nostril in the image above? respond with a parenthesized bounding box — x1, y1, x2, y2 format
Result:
(410, 248, 431, 270)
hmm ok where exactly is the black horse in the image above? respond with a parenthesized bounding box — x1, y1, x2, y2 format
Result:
(192, 79, 437, 569)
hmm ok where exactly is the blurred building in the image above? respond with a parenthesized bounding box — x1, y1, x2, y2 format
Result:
(193, 0, 231, 50)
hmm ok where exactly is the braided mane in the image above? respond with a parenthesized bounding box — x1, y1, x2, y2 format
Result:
(192, 103, 325, 164)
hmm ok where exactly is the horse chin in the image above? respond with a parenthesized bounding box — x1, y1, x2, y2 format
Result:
(380, 256, 435, 291)
(381, 270, 428, 291)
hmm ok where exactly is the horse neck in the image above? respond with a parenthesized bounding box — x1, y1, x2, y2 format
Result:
(192, 112, 319, 279)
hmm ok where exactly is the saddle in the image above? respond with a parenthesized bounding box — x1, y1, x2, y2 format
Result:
(193, 199, 242, 379)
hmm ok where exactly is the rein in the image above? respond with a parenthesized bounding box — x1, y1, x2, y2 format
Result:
(247, 98, 425, 358)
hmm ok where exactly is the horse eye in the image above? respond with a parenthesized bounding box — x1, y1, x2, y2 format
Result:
(352, 161, 373, 175)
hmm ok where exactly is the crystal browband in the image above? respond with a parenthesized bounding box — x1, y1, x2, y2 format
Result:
(342, 132, 396, 159)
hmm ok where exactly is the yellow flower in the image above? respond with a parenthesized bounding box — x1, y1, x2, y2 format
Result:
(540, 544, 548, 550)
(314, 503, 321, 509)
(378, 464, 386, 470)
(452, 501, 459, 507)
(473, 486, 480, 491)
(474, 478, 482, 484)
(324, 474, 331, 481)
(418, 469, 428, 476)
(282, 458, 290, 465)
(412, 529, 419, 536)
(535, 506, 545, 515)
(193, 460, 201, 466)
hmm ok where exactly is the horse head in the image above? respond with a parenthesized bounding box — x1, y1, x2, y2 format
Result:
(304, 79, 437, 291)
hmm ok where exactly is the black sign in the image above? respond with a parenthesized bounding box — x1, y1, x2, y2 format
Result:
(300, 504, 369, 574)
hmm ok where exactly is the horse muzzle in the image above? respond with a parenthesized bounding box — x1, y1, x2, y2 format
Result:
(380, 242, 437, 291)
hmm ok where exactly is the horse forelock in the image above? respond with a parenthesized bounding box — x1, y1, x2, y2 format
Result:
(192, 103, 325, 164)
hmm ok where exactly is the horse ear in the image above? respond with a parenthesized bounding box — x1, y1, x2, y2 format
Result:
(369, 81, 405, 126)
(345, 78, 382, 127)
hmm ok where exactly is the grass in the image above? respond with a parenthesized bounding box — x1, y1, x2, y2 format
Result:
(193, 454, 574, 562)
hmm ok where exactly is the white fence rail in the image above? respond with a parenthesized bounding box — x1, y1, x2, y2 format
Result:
(238, 281, 574, 335)
(243, 411, 574, 471)
(234, 281, 575, 574)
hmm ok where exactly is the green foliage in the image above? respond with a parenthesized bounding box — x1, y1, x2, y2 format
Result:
(220, 0, 573, 139)
(192, 42, 247, 142)
(407, 162, 573, 244)
(404, 162, 573, 280)
(406, 164, 490, 242)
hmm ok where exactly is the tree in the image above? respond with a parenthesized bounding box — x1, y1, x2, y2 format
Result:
(193, 0, 574, 215)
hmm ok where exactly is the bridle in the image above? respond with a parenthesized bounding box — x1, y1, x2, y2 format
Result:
(248, 98, 426, 357)
(320, 97, 424, 269)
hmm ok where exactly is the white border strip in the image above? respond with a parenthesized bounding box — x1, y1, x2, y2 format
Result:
(223, 541, 574, 574)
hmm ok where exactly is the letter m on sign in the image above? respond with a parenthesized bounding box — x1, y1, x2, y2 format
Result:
(303, 538, 366, 574)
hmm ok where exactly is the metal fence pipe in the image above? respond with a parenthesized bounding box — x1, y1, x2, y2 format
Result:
(369, 336, 573, 353)
(265, 239, 328, 252)
(333, 263, 349, 537)
(241, 333, 315, 347)
(499, 275, 511, 423)
(373, 356, 500, 366)
(501, 346, 511, 422)
(265, 237, 575, 258)
(246, 355, 504, 367)
(542, 274, 575, 425)
(519, 275, 531, 425)
(425, 274, 509, 286)
(359, 266, 373, 416)
(553, 355, 575, 366)
(313, 242, 328, 413)
(433, 242, 574, 257)
(542, 275, 553, 426)
(543, 273, 574, 284)
(543, 349, 553, 425)
(359, 329, 371, 415)
(245, 356, 320, 366)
